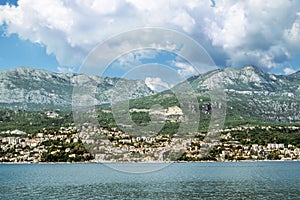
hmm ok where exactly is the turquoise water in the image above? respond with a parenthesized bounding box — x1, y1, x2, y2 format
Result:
(0, 162, 300, 199)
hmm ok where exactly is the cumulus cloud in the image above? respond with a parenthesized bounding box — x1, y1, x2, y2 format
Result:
(283, 67, 296, 75)
(0, 0, 300, 73)
(0, 0, 201, 69)
(145, 77, 172, 92)
(110, 50, 158, 71)
(204, 0, 300, 70)
(171, 61, 196, 78)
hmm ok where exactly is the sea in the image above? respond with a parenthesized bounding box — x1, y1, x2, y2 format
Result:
(0, 162, 299, 199)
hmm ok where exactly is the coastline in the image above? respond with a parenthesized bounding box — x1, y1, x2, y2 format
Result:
(1, 159, 300, 165)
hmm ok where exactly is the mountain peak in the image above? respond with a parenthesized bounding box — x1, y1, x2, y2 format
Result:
(188, 65, 287, 92)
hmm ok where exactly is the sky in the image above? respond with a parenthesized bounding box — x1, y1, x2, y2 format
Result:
(0, 0, 300, 82)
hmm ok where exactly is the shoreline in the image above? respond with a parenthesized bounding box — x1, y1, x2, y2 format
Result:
(1, 159, 300, 165)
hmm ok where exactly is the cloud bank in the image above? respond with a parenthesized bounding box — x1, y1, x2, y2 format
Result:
(0, 0, 300, 72)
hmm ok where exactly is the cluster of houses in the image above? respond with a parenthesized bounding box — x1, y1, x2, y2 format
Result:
(185, 140, 300, 161)
(0, 135, 45, 162)
(1, 124, 300, 163)
(79, 124, 191, 162)
(78, 124, 300, 162)
(0, 127, 84, 163)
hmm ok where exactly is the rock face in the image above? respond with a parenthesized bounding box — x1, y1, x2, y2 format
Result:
(0, 67, 154, 110)
(1, 65, 300, 124)
(190, 65, 297, 94)
(187, 65, 300, 123)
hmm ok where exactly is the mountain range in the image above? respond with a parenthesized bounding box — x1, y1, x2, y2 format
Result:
(0, 67, 153, 110)
(189, 65, 300, 125)
(1, 66, 300, 125)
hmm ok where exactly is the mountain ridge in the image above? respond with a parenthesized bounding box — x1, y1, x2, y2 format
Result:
(185, 65, 300, 125)
(0, 66, 154, 110)
(127, 65, 300, 127)
(189, 65, 299, 94)
(1, 65, 300, 125)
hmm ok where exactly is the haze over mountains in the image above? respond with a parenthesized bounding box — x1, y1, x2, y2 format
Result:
(0, 66, 300, 124)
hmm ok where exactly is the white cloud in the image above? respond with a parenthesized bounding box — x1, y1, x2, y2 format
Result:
(0, 0, 202, 69)
(204, 0, 300, 70)
(283, 67, 296, 75)
(0, 0, 300, 72)
(110, 50, 158, 70)
(145, 77, 172, 92)
(171, 61, 197, 78)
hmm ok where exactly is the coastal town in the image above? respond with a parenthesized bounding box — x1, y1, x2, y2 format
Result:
(0, 126, 92, 163)
(1, 124, 300, 163)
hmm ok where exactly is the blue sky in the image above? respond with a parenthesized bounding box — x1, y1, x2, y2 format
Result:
(0, 0, 300, 77)
(0, 27, 59, 70)
(0, 0, 60, 71)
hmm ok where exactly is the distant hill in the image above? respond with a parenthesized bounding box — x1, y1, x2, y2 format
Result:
(0, 67, 153, 110)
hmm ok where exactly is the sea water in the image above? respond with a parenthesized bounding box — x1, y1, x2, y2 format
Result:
(0, 162, 299, 199)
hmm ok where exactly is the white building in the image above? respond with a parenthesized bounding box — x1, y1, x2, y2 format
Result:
(267, 143, 284, 149)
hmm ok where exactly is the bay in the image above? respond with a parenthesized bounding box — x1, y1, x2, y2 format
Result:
(0, 162, 300, 199)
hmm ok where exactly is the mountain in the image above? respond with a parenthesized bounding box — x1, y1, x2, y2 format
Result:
(188, 65, 300, 125)
(1, 65, 300, 126)
(189, 65, 299, 95)
(128, 65, 300, 128)
(0, 67, 153, 110)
